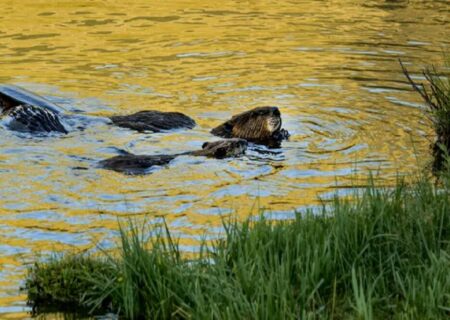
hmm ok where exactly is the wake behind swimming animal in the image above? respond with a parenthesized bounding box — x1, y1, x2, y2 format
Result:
(211, 106, 289, 147)
(100, 138, 248, 174)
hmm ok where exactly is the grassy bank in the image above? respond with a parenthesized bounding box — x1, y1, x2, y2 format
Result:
(24, 176, 450, 319)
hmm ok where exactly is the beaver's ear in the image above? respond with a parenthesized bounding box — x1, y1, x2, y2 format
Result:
(202, 142, 209, 149)
(214, 147, 227, 159)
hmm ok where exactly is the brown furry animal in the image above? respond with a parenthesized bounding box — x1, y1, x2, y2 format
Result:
(0, 85, 67, 133)
(100, 138, 247, 174)
(110, 110, 196, 132)
(210, 106, 289, 146)
(190, 139, 248, 159)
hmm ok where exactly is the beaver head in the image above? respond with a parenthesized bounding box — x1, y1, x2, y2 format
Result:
(210, 106, 286, 143)
(191, 138, 248, 159)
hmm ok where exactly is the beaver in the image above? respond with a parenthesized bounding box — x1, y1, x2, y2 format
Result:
(110, 110, 196, 132)
(0, 84, 196, 134)
(0, 85, 68, 133)
(190, 139, 248, 158)
(100, 138, 248, 174)
(210, 106, 290, 147)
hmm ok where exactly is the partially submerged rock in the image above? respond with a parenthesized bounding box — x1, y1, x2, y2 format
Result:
(211, 106, 289, 147)
(110, 110, 196, 132)
(100, 138, 248, 174)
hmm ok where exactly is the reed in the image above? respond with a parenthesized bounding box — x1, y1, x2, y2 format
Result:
(401, 58, 450, 174)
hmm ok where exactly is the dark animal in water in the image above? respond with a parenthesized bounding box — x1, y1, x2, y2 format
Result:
(110, 110, 196, 132)
(210, 106, 289, 147)
(190, 139, 248, 158)
(0, 85, 68, 133)
(100, 138, 248, 174)
(0, 85, 196, 135)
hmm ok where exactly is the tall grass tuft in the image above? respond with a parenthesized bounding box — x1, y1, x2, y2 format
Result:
(401, 58, 450, 173)
(82, 221, 193, 319)
(25, 177, 450, 319)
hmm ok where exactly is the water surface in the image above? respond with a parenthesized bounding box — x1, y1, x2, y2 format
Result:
(0, 0, 449, 317)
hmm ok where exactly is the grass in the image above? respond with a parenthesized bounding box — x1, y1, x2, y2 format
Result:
(24, 176, 450, 319)
(401, 57, 450, 173)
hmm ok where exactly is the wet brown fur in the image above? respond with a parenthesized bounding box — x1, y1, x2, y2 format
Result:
(110, 110, 196, 132)
(99, 154, 177, 174)
(100, 139, 247, 174)
(211, 106, 285, 144)
(190, 139, 248, 159)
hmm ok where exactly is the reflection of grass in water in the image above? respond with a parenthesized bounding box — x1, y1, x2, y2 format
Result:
(401, 57, 450, 174)
(24, 175, 450, 319)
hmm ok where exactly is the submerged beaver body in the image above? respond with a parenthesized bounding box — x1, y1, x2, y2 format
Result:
(110, 110, 196, 132)
(2, 104, 68, 133)
(100, 138, 248, 175)
(211, 106, 289, 147)
(0, 85, 68, 133)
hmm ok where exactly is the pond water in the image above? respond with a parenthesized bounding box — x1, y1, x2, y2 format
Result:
(0, 0, 449, 318)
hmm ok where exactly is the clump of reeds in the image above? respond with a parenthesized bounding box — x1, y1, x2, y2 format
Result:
(400, 58, 450, 174)
(24, 177, 450, 319)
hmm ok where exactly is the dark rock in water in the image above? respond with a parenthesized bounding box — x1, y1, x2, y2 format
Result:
(110, 110, 196, 132)
(210, 106, 290, 147)
(100, 138, 247, 175)
(0, 85, 68, 134)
